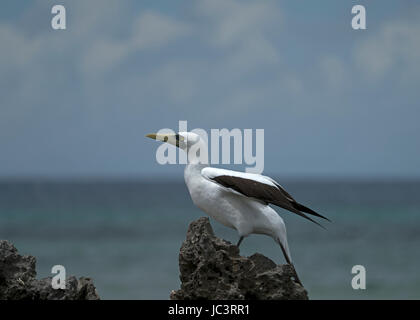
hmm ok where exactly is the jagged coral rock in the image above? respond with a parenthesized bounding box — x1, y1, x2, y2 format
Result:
(0, 240, 99, 300)
(170, 217, 308, 300)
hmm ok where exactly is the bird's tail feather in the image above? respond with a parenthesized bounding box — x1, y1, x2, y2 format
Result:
(293, 203, 331, 222)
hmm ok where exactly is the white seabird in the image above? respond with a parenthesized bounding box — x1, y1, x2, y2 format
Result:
(146, 131, 329, 284)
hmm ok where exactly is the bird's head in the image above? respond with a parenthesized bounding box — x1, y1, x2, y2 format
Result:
(145, 131, 201, 151)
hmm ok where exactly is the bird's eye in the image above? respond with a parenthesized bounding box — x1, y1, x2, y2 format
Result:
(164, 136, 168, 142)
(175, 134, 180, 141)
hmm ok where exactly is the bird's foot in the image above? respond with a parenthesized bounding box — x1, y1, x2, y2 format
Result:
(236, 236, 244, 247)
(289, 263, 303, 286)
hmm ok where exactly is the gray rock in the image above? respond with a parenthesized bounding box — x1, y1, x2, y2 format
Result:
(170, 217, 308, 300)
(0, 240, 100, 300)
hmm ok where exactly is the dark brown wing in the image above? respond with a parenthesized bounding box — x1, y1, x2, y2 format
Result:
(208, 174, 330, 228)
(271, 181, 331, 222)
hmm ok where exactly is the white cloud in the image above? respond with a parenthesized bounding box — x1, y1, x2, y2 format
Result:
(2, 0, 418, 123)
(196, 0, 281, 73)
(0, 24, 44, 72)
(320, 56, 347, 89)
(197, 0, 279, 46)
(147, 62, 198, 104)
(281, 74, 304, 96)
(81, 11, 192, 75)
(315, 10, 420, 93)
(223, 35, 280, 74)
(1, 1, 420, 176)
(0, 0, 284, 118)
(354, 13, 420, 81)
(132, 11, 191, 49)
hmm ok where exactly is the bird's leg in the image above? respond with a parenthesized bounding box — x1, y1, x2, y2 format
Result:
(278, 241, 303, 286)
(289, 264, 303, 286)
(236, 236, 244, 247)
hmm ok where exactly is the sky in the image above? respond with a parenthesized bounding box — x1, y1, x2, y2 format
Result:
(0, 0, 419, 179)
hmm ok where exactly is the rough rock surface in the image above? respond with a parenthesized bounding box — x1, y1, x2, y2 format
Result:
(170, 217, 308, 300)
(0, 240, 100, 300)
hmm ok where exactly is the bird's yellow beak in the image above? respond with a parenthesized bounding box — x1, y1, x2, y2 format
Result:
(146, 132, 185, 148)
(146, 133, 157, 140)
(146, 133, 170, 141)
(146, 133, 177, 144)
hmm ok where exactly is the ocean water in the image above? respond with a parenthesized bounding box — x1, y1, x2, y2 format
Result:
(0, 179, 419, 299)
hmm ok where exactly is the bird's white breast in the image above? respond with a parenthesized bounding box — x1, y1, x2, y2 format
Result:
(184, 165, 239, 229)
(184, 164, 279, 238)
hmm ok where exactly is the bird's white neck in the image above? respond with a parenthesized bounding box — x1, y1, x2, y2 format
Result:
(184, 162, 206, 173)
(183, 163, 207, 202)
(183, 137, 208, 191)
(183, 138, 208, 165)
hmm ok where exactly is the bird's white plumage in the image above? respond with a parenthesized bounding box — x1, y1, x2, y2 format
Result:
(201, 167, 277, 188)
(146, 131, 329, 285)
(173, 130, 294, 262)
(184, 162, 291, 260)
(146, 131, 328, 265)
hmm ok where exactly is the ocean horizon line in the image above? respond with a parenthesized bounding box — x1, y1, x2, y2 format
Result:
(1, 174, 420, 184)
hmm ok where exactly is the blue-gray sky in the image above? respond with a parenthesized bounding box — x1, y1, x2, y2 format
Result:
(1, 0, 419, 178)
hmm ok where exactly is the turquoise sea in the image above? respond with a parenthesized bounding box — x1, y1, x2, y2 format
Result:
(0, 179, 419, 299)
